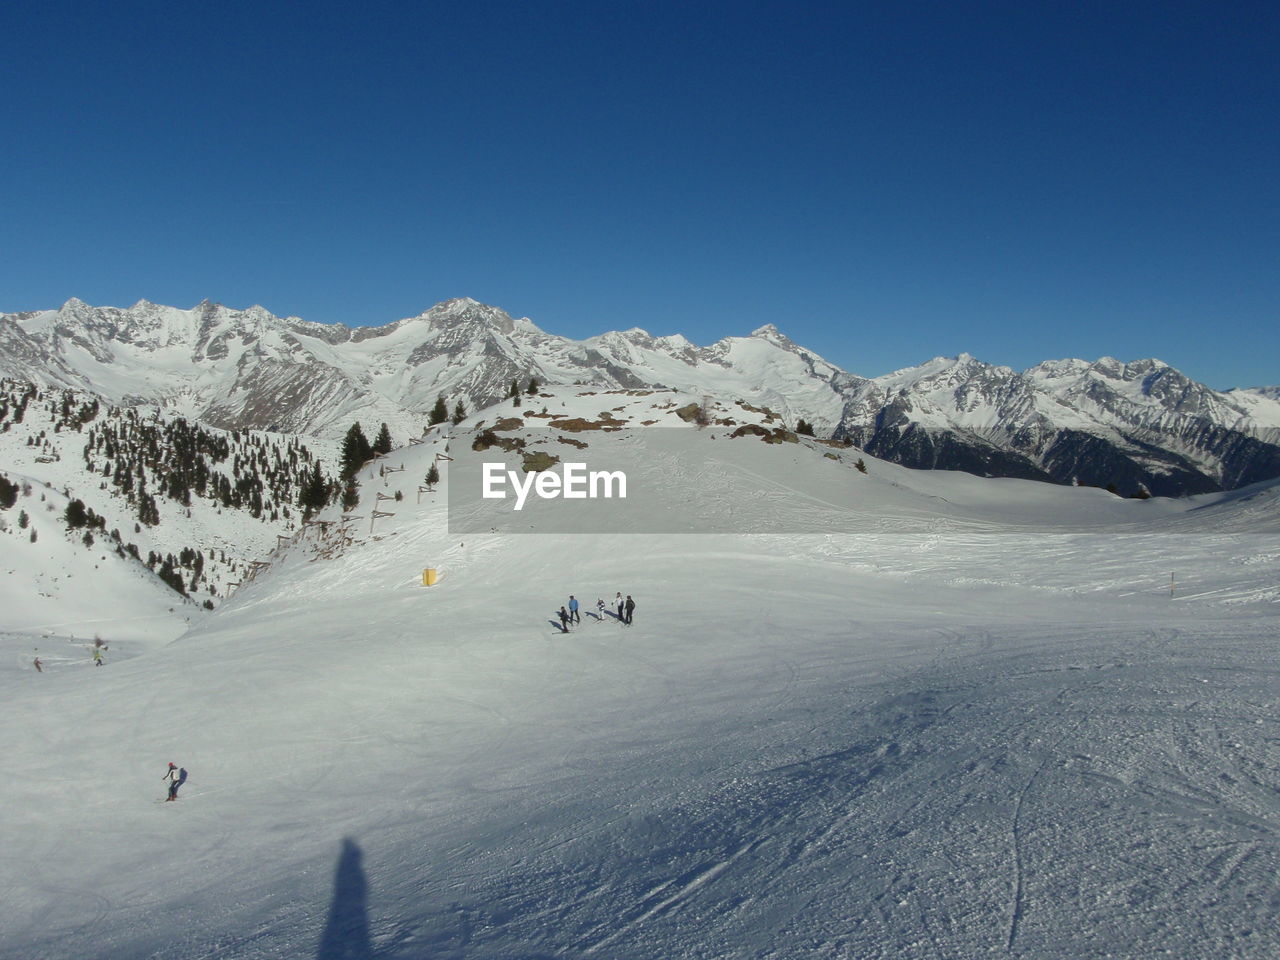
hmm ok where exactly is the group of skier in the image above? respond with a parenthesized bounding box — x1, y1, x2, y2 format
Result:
(31, 637, 109, 673)
(557, 591, 635, 631)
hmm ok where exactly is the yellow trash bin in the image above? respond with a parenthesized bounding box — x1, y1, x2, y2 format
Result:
(422, 568, 439, 586)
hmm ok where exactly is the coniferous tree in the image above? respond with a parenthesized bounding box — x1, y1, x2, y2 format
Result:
(0, 475, 17, 509)
(341, 423, 374, 479)
(527, 377, 539, 395)
(299, 462, 330, 518)
(796, 419, 815, 436)
(425, 463, 440, 488)
(341, 481, 360, 511)
(137, 492, 161, 526)
(373, 423, 393, 457)
(452, 401, 467, 424)
(428, 395, 449, 426)
(65, 498, 89, 529)
(157, 558, 186, 595)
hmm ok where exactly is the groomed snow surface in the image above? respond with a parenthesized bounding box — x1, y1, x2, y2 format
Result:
(3, 394, 1279, 960)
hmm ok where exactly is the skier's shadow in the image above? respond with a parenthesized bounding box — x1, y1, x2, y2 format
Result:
(317, 837, 374, 959)
(548, 619, 569, 633)
(313, 836, 568, 959)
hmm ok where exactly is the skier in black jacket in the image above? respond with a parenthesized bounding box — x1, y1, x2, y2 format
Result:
(624, 595, 635, 625)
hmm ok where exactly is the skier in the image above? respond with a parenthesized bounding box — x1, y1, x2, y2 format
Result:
(568, 595, 580, 624)
(558, 606, 571, 633)
(33, 656, 42, 673)
(624, 595, 635, 625)
(92, 646, 104, 667)
(596, 598, 606, 621)
(163, 762, 183, 801)
(615, 592, 624, 621)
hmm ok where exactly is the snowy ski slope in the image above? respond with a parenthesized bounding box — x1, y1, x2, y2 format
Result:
(2, 388, 1278, 959)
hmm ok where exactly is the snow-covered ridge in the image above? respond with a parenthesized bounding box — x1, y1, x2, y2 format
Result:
(1232, 384, 1280, 401)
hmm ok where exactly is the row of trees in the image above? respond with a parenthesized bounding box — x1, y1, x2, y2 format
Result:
(338, 421, 396, 510)
(428, 396, 468, 426)
(0, 381, 39, 426)
(508, 378, 540, 406)
(83, 410, 332, 524)
(427, 381, 541, 424)
(0, 382, 102, 432)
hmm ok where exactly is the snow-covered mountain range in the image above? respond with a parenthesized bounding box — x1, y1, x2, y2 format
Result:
(0, 298, 852, 442)
(840, 354, 1280, 495)
(3, 297, 1279, 495)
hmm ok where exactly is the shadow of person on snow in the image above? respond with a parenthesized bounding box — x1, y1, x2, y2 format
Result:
(548, 619, 569, 633)
(317, 837, 374, 960)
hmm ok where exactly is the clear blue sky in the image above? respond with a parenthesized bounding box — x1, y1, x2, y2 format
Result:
(2, 1, 1276, 388)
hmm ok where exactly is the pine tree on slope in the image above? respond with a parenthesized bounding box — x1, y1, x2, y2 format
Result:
(341, 424, 374, 480)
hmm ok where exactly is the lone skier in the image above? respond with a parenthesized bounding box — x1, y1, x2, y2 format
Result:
(163, 762, 184, 801)
(33, 656, 42, 673)
(558, 606, 571, 633)
(624, 595, 635, 625)
(568, 595, 580, 625)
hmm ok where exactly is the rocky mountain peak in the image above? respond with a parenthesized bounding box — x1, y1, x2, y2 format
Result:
(748, 323, 802, 350)
(417, 297, 521, 337)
